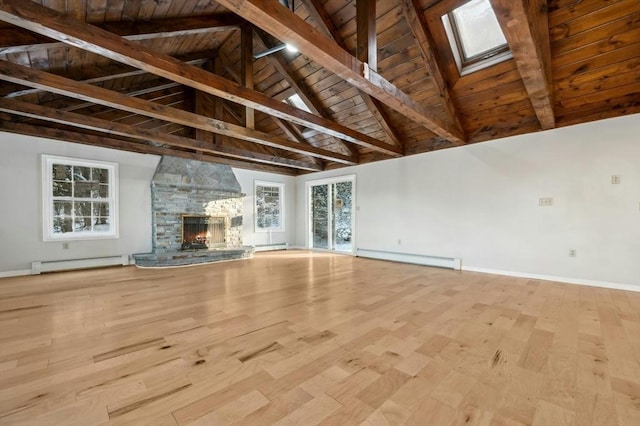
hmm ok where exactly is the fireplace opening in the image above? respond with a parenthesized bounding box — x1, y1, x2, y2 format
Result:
(181, 215, 226, 250)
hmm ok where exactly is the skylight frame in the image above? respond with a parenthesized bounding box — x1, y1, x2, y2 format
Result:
(440, 0, 512, 76)
(286, 93, 312, 113)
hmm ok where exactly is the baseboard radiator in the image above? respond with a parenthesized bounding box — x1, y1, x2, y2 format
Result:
(253, 243, 289, 252)
(356, 248, 461, 270)
(31, 255, 130, 274)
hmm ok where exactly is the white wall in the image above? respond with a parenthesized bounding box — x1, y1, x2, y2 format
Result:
(0, 133, 299, 275)
(2, 115, 638, 287)
(296, 114, 640, 288)
(233, 168, 296, 247)
(0, 133, 160, 275)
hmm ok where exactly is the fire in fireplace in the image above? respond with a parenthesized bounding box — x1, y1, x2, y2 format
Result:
(181, 215, 226, 250)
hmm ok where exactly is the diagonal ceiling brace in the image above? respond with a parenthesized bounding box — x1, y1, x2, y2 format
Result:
(0, 0, 401, 157)
(304, 0, 404, 148)
(217, 0, 465, 145)
(0, 60, 356, 164)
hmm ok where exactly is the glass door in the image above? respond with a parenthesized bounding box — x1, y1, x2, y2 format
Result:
(309, 177, 354, 253)
(311, 184, 330, 249)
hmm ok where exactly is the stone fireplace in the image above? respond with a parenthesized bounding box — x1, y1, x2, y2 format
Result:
(181, 215, 226, 250)
(133, 156, 254, 267)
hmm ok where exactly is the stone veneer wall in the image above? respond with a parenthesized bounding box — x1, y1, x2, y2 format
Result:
(151, 156, 244, 253)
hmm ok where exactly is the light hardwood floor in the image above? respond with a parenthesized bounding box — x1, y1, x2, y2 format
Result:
(0, 251, 638, 426)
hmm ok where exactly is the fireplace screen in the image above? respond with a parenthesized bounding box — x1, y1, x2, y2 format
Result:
(181, 215, 226, 250)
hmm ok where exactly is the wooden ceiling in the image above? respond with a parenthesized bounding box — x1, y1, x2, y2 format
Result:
(0, 0, 638, 175)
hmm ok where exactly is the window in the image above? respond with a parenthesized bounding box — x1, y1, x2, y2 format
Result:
(286, 93, 312, 113)
(441, 0, 511, 75)
(42, 155, 118, 241)
(255, 181, 284, 232)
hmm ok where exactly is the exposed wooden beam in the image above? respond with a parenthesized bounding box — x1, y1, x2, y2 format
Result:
(218, 0, 464, 145)
(0, 0, 399, 157)
(490, 0, 555, 130)
(3, 50, 216, 99)
(0, 61, 356, 165)
(241, 25, 255, 129)
(217, 38, 325, 168)
(0, 120, 298, 175)
(0, 98, 320, 171)
(253, 28, 358, 158)
(0, 13, 244, 54)
(304, 0, 402, 148)
(356, 0, 377, 71)
(400, 0, 465, 141)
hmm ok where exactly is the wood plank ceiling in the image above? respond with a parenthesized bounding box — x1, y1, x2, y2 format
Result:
(0, 0, 638, 175)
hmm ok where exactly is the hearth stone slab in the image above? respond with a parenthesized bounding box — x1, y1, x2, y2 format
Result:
(133, 246, 254, 268)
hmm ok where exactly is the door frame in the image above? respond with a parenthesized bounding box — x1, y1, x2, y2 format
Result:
(305, 174, 356, 254)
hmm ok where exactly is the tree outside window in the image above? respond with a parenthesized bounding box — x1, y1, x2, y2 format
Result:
(42, 155, 118, 240)
(255, 181, 284, 232)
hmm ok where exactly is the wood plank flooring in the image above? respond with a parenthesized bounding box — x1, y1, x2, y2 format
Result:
(0, 251, 638, 425)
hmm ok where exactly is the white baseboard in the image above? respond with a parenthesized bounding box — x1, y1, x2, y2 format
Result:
(31, 255, 130, 274)
(357, 248, 461, 270)
(253, 243, 288, 252)
(461, 266, 639, 292)
(0, 269, 32, 278)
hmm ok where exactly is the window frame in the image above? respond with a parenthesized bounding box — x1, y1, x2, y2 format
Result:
(254, 180, 285, 233)
(441, 0, 512, 76)
(42, 154, 119, 241)
(285, 93, 312, 113)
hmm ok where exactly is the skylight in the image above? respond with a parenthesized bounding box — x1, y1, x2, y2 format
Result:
(442, 0, 511, 75)
(286, 93, 312, 113)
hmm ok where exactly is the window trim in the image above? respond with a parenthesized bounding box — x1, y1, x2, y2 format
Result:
(42, 154, 119, 241)
(425, 0, 513, 83)
(285, 93, 312, 113)
(441, 0, 512, 76)
(254, 180, 285, 233)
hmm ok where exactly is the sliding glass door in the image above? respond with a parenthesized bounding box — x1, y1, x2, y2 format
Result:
(308, 176, 355, 253)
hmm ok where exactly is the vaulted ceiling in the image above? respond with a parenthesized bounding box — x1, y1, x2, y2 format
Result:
(0, 0, 638, 175)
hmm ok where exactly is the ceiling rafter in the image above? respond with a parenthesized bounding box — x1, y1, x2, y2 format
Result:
(218, 0, 465, 145)
(0, 98, 320, 171)
(490, 0, 555, 129)
(0, 120, 298, 175)
(304, 0, 403, 149)
(0, 13, 244, 55)
(399, 0, 465, 140)
(252, 28, 358, 159)
(2, 50, 217, 99)
(214, 51, 324, 169)
(0, 61, 356, 165)
(0, 0, 400, 157)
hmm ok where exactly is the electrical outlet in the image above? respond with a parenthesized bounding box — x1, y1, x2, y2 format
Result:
(539, 197, 553, 207)
(62, 242, 69, 250)
(397, 239, 402, 245)
(611, 175, 620, 184)
(569, 249, 576, 257)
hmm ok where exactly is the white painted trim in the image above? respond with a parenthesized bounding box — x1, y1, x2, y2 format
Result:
(305, 174, 356, 255)
(357, 248, 461, 270)
(254, 243, 288, 252)
(41, 154, 119, 241)
(31, 254, 129, 274)
(254, 180, 285, 233)
(0, 269, 32, 278)
(309, 247, 355, 256)
(461, 266, 639, 292)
